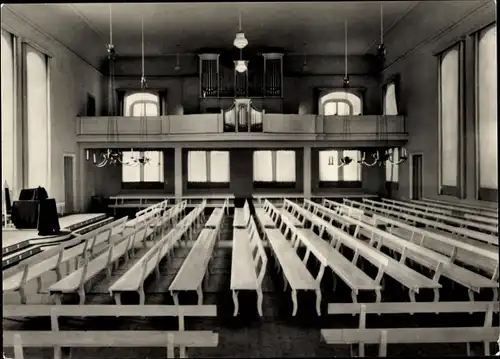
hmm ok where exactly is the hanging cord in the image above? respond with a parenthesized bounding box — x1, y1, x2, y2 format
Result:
(380, 4, 384, 45)
(140, 18, 148, 142)
(343, 20, 350, 140)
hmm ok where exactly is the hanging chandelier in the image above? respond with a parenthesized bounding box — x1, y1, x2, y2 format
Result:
(235, 59, 248, 73)
(233, 11, 248, 49)
(86, 4, 123, 168)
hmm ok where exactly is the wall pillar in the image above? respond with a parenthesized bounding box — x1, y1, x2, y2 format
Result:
(303, 146, 312, 198)
(174, 147, 182, 198)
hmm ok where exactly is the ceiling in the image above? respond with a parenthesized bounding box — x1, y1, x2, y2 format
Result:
(4, 1, 490, 68)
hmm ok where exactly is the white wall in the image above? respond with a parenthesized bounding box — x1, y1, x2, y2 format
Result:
(2, 7, 103, 211)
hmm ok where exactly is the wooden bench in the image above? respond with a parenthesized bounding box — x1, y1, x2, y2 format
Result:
(341, 214, 499, 302)
(233, 200, 250, 228)
(279, 200, 305, 228)
(263, 200, 320, 316)
(2, 216, 128, 304)
(366, 198, 498, 235)
(381, 198, 498, 226)
(419, 197, 497, 214)
(109, 202, 207, 305)
(345, 198, 498, 247)
(109, 194, 170, 213)
(286, 200, 383, 303)
(48, 216, 159, 305)
(169, 201, 224, 306)
(297, 201, 442, 302)
(321, 301, 499, 357)
(125, 203, 164, 229)
(230, 215, 267, 316)
(3, 304, 219, 359)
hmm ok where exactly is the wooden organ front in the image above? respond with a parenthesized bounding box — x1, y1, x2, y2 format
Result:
(223, 98, 264, 133)
(199, 52, 283, 99)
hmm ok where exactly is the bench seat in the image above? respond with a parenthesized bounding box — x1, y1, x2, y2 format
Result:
(233, 208, 247, 228)
(230, 229, 257, 290)
(255, 208, 275, 228)
(278, 208, 303, 228)
(169, 228, 219, 305)
(205, 208, 223, 228)
(296, 228, 381, 294)
(265, 229, 316, 290)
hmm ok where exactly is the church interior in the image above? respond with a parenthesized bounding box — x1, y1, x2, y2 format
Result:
(1, 1, 498, 358)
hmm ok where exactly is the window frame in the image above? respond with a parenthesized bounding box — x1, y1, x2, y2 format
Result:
(437, 41, 465, 199)
(317, 149, 362, 189)
(252, 149, 297, 189)
(121, 150, 165, 190)
(186, 150, 230, 189)
(123, 91, 160, 117)
(474, 23, 497, 202)
(317, 87, 365, 115)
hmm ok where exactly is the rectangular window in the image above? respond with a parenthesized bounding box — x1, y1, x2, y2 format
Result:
(122, 151, 164, 183)
(187, 150, 230, 183)
(253, 150, 296, 183)
(383, 82, 398, 115)
(318, 149, 362, 186)
(319, 150, 339, 181)
(385, 148, 399, 183)
(25, 44, 49, 188)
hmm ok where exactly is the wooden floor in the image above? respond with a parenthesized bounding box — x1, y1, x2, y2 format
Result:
(3, 214, 497, 358)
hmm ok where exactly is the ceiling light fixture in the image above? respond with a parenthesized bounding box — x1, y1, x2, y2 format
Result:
(235, 60, 248, 73)
(233, 11, 248, 49)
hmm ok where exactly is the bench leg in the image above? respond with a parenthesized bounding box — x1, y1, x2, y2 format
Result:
(232, 290, 239, 316)
(291, 289, 298, 316)
(196, 287, 203, 306)
(54, 293, 62, 305)
(18, 286, 27, 304)
(433, 288, 440, 303)
(315, 289, 322, 316)
(351, 290, 358, 303)
(257, 289, 264, 317)
(78, 286, 86, 305)
(468, 289, 475, 302)
(114, 293, 122, 305)
(171, 291, 179, 306)
(36, 276, 43, 293)
(492, 288, 498, 302)
(283, 274, 288, 291)
(138, 286, 146, 305)
(375, 289, 382, 303)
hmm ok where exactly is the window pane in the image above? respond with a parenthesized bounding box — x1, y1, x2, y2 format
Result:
(319, 150, 338, 181)
(336, 102, 350, 115)
(342, 150, 361, 181)
(440, 47, 459, 187)
(253, 150, 273, 182)
(384, 83, 398, 115)
(143, 151, 164, 182)
(1, 30, 15, 192)
(209, 151, 230, 182)
(187, 151, 207, 182)
(324, 102, 337, 115)
(276, 150, 296, 182)
(478, 25, 497, 189)
(320, 91, 362, 115)
(26, 45, 49, 188)
(385, 148, 399, 182)
(122, 151, 141, 182)
(124, 92, 159, 116)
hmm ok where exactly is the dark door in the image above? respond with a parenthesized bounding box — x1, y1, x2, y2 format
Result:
(63, 156, 74, 214)
(411, 154, 423, 200)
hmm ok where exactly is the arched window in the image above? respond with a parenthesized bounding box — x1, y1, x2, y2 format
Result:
(26, 44, 49, 188)
(477, 24, 497, 199)
(439, 45, 461, 195)
(123, 92, 159, 117)
(320, 91, 362, 115)
(1, 29, 15, 196)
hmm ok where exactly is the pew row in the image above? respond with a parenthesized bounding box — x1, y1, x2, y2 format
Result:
(205, 198, 229, 228)
(321, 301, 499, 357)
(169, 200, 224, 305)
(286, 199, 383, 303)
(48, 215, 159, 305)
(419, 197, 497, 214)
(3, 304, 219, 359)
(230, 212, 268, 316)
(3, 216, 128, 304)
(254, 204, 276, 229)
(109, 201, 196, 305)
(365, 198, 498, 234)
(344, 198, 498, 246)
(381, 198, 498, 226)
(125, 199, 168, 229)
(264, 200, 321, 316)
(291, 200, 442, 302)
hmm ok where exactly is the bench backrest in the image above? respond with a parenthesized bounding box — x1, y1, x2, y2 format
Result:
(247, 216, 267, 287)
(136, 199, 169, 218)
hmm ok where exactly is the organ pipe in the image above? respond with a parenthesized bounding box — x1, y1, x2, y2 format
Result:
(262, 53, 283, 97)
(198, 54, 220, 98)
